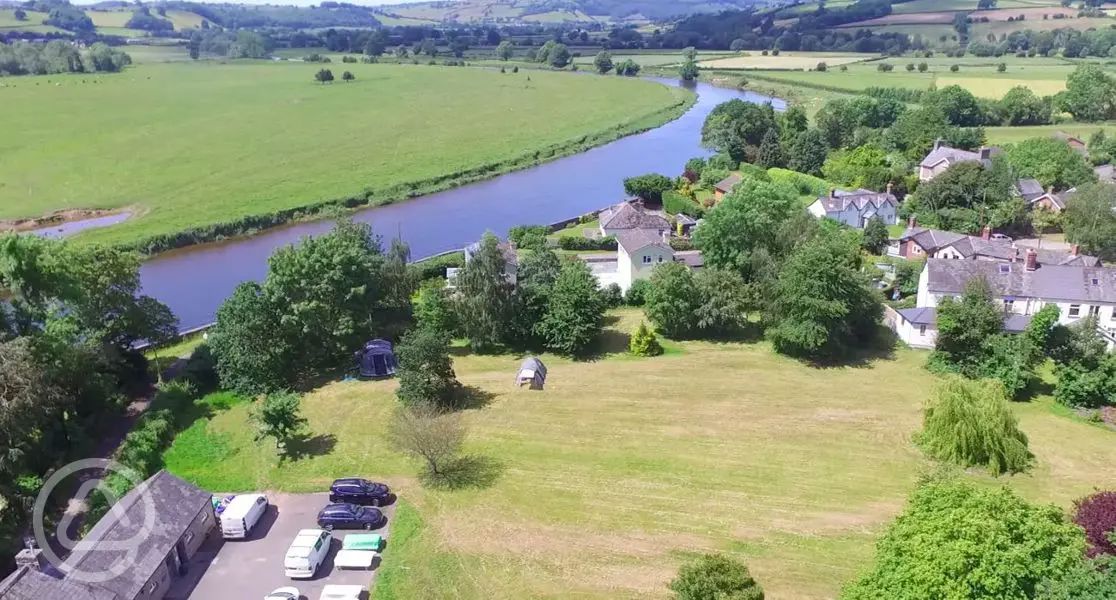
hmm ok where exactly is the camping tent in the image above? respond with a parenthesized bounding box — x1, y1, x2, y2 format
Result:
(515, 357, 547, 390)
(355, 339, 397, 378)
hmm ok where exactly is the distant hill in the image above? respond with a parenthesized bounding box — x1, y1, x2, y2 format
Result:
(374, 0, 774, 25)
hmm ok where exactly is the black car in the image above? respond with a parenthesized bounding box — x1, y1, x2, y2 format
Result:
(316, 503, 384, 531)
(328, 478, 391, 506)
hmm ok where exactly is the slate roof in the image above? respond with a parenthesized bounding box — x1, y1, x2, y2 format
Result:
(925, 258, 1116, 303)
(1014, 178, 1045, 200)
(0, 471, 211, 600)
(464, 240, 518, 266)
(673, 250, 704, 269)
(813, 189, 897, 213)
(900, 227, 1099, 267)
(713, 173, 743, 193)
(599, 201, 670, 231)
(897, 306, 1031, 332)
(616, 228, 670, 253)
(919, 143, 998, 169)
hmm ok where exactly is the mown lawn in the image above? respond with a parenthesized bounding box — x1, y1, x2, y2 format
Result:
(0, 62, 689, 246)
(163, 308, 1116, 599)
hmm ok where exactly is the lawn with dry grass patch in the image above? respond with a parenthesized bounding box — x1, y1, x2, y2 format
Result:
(164, 308, 1116, 599)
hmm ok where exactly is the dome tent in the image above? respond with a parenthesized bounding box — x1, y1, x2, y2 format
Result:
(355, 339, 397, 378)
(515, 357, 547, 390)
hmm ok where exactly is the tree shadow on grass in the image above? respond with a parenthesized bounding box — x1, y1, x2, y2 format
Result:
(421, 455, 504, 490)
(282, 432, 338, 462)
(802, 327, 899, 370)
(452, 385, 496, 411)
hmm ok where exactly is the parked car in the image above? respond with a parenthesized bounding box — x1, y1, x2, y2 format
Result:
(264, 587, 300, 600)
(284, 529, 332, 579)
(316, 503, 385, 531)
(328, 478, 391, 506)
(319, 585, 364, 600)
(220, 493, 269, 539)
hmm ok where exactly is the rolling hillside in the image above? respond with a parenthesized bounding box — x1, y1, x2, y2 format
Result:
(375, 0, 774, 25)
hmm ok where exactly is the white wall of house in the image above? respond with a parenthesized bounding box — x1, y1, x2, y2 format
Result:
(807, 201, 897, 228)
(896, 318, 937, 349)
(919, 162, 951, 182)
(931, 246, 966, 260)
(617, 244, 673, 292)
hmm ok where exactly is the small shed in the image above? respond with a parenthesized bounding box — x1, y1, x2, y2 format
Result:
(355, 339, 398, 378)
(515, 357, 547, 390)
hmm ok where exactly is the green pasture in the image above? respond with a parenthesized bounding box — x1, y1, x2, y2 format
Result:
(164, 308, 1116, 599)
(0, 61, 688, 247)
(986, 122, 1116, 144)
(0, 8, 47, 26)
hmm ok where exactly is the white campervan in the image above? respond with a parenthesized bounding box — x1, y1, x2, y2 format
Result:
(284, 529, 332, 579)
(220, 494, 269, 539)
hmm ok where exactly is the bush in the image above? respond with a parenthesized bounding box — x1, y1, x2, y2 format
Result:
(1073, 491, 1116, 557)
(557, 236, 617, 251)
(625, 278, 652, 306)
(629, 321, 664, 357)
(816, 62, 827, 72)
(737, 162, 771, 182)
(181, 343, 218, 393)
(410, 252, 465, 282)
(950, 64, 960, 72)
(600, 283, 624, 308)
(663, 190, 705, 218)
(508, 224, 549, 246)
(766, 168, 830, 197)
(671, 553, 764, 600)
(917, 377, 1032, 475)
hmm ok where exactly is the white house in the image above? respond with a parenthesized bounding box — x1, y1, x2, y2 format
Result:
(614, 229, 674, 291)
(807, 187, 898, 228)
(918, 140, 998, 182)
(896, 253, 1116, 348)
(890, 306, 1032, 349)
(890, 220, 1100, 267)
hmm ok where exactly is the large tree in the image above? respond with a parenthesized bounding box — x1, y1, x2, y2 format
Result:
(692, 178, 800, 280)
(538, 259, 604, 356)
(623, 173, 674, 203)
(766, 229, 882, 359)
(904, 157, 1017, 233)
(671, 554, 764, 600)
(999, 86, 1053, 126)
(645, 262, 702, 339)
(1006, 137, 1096, 190)
(455, 233, 517, 352)
(1056, 64, 1116, 122)
(843, 478, 1086, 600)
(701, 99, 779, 163)
(926, 84, 986, 127)
(822, 144, 891, 189)
(787, 128, 830, 176)
(396, 328, 459, 408)
(918, 377, 1032, 474)
(1063, 183, 1116, 260)
(930, 277, 1004, 377)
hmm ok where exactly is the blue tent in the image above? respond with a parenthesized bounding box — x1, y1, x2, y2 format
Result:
(355, 339, 397, 378)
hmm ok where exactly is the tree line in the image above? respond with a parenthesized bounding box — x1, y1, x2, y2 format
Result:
(0, 40, 130, 76)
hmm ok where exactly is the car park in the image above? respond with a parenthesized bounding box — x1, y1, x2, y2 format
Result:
(264, 587, 301, 600)
(284, 528, 332, 579)
(328, 478, 391, 506)
(220, 493, 270, 539)
(317, 503, 384, 531)
(319, 585, 365, 600)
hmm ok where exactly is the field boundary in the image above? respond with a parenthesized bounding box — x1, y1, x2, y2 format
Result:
(115, 85, 695, 256)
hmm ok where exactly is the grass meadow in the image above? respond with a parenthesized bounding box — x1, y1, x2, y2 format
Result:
(697, 52, 872, 70)
(0, 61, 689, 246)
(164, 308, 1116, 599)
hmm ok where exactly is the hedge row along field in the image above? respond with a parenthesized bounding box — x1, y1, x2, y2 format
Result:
(0, 61, 692, 251)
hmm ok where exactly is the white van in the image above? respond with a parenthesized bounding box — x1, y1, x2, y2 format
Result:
(220, 494, 269, 539)
(284, 529, 332, 579)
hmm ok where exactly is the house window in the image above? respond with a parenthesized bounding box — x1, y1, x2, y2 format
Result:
(1069, 304, 1081, 317)
(657, 255, 664, 263)
(1089, 305, 1101, 317)
(641, 255, 652, 265)
(918, 325, 927, 335)
(1003, 299, 1014, 312)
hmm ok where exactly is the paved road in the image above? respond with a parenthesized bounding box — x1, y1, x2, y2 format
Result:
(169, 493, 394, 600)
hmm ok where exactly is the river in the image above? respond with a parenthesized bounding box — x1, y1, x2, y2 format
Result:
(139, 78, 784, 331)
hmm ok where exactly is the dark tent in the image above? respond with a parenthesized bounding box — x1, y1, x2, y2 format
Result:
(355, 339, 398, 378)
(515, 357, 547, 390)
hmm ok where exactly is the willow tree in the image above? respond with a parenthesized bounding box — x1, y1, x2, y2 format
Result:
(918, 377, 1032, 475)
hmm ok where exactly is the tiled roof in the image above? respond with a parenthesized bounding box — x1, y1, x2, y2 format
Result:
(616, 229, 669, 253)
(925, 259, 1116, 303)
(813, 189, 897, 213)
(919, 144, 998, 169)
(713, 173, 743, 193)
(599, 201, 670, 231)
(897, 306, 1031, 332)
(673, 250, 704, 268)
(1014, 178, 1045, 200)
(901, 227, 1099, 267)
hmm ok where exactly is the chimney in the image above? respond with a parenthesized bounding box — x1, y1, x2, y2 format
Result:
(14, 548, 45, 572)
(1012, 247, 1020, 263)
(1047, 185, 1054, 195)
(907, 215, 917, 229)
(829, 188, 837, 199)
(933, 138, 943, 150)
(979, 146, 992, 160)
(1025, 248, 1038, 272)
(1071, 243, 1079, 256)
(981, 225, 991, 240)
(885, 182, 894, 195)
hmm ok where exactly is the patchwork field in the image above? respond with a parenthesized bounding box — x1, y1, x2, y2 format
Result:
(0, 62, 689, 246)
(698, 52, 874, 70)
(574, 50, 733, 68)
(163, 309, 1116, 599)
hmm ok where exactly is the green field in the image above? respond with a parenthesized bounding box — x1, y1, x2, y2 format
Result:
(698, 51, 873, 70)
(0, 62, 689, 246)
(163, 308, 1116, 599)
(573, 50, 733, 68)
(0, 8, 47, 26)
(986, 122, 1116, 143)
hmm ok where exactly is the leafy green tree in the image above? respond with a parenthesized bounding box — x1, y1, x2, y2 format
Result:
(926, 84, 985, 127)
(315, 68, 334, 83)
(671, 553, 764, 600)
(548, 43, 571, 68)
(455, 233, 516, 352)
(692, 178, 800, 279)
(495, 40, 514, 61)
(694, 267, 753, 334)
(861, 217, 888, 255)
(342, 71, 354, 82)
(515, 246, 562, 341)
(0, 338, 65, 485)
(593, 50, 613, 74)
(539, 260, 604, 356)
(904, 158, 1015, 233)
(787, 129, 829, 176)
(251, 391, 307, 454)
(930, 277, 1004, 376)
(419, 38, 437, 57)
(623, 173, 673, 203)
(999, 86, 1053, 126)
(615, 58, 640, 76)
(1056, 64, 1116, 122)
(755, 128, 785, 168)
(645, 262, 702, 338)
(414, 279, 456, 334)
(766, 229, 882, 359)
(629, 322, 663, 357)
(396, 328, 459, 408)
(701, 99, 780, 163)
(678, 58, 698, 81)
(210, 283, 292, 395)
(1006, 137, 1096, 189)
(625, 278, 652, 306)
(918, 377, 1032, 474)
(85, 42, 130, 72)
(12, 8, 26, 20)
(822, 144, 890, 189)
(1064, 183, 1116, 260)
(843, 478, 1086, 600)
(885, 105, 969, 161)
(778, 105, 808, 146)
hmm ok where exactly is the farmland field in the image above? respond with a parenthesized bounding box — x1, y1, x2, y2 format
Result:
(575, 50, 733, 68)
(986, 123, 1116, 144)
(164, 308, 1116, 599)
(0, 8, 47, 26)
(698, 52, 874, 70)
(0, 62, 689, 246)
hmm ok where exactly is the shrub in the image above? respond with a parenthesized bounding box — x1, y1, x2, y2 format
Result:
(671, 553, 763, 600)
(410, 252, 465, 281)
(877, 63, 894, 72)
(997, 62, 1007, 72)
(625, 278, 652, 306)
(508, 224, 549, 246)
(182, 343, 218, 393)
(737, 162, 771, 182)
(629, 322, 663, 357)
(600, 283, 624, 308)
(917, 377, 1032, 475)
(663, 190, 705, 218)
(557, 236, 616, 251)
(766, 168, 830, 197)
(1074, 491, 1116, 557)
(816, 61, 827, 72)
(950, 64, 960, 72)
